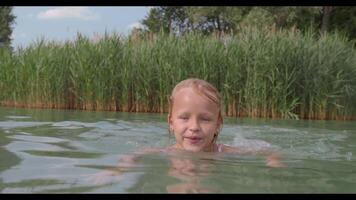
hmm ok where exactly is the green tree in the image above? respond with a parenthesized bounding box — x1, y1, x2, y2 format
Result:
(141, 6, 188, 35)
(249, 7, 323, 31)
(140, 6, 356, 41)
(186, 7, 250, 35)
(140, 6, 322, 35)
(0, 6, 16, 49)
(321, 6, 333, 33)
(329, 6, 356, 40)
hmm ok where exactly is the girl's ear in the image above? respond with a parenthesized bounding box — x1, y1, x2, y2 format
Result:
(167, 114, 171, 124)
(167, 114, 173, 130)
(216, 116, 223, 133)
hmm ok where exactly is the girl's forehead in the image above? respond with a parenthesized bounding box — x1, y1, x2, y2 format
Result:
(173, 86, 214, 99)
(175, 87, 218, 104)
(173, 88, 219, 109)
(173, 87, 209, 101)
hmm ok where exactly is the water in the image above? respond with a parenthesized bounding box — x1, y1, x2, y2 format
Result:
(0, 106, 355, 193)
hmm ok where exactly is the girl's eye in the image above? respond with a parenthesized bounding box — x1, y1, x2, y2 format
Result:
(178, 116, 189, 120)
(201, 117, 212, 121)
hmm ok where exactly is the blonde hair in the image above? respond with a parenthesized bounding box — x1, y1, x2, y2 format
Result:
(168, 78, 223, 138)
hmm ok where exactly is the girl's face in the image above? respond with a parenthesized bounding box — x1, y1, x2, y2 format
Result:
(168, 87, 221, 152)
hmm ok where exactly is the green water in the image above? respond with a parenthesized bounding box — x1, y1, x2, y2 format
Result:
(0, 106, 355, 193)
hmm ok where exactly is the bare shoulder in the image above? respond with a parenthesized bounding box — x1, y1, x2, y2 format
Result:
(218, 144, 266, 154)
(135, 147, 167, 155)
(118, 147, 166, 165)
(218, 144, 287, 167)
(219, 144, 246, 154)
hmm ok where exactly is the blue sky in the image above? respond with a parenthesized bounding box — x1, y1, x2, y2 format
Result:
(12, 6, 151, 48)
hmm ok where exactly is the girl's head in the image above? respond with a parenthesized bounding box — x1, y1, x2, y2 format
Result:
(168, 78, 223, 152)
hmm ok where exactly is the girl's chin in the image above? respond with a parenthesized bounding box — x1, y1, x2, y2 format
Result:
(182, 144, 204, 152)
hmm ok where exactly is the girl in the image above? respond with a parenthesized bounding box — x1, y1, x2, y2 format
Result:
(167, 78, 284, 165)
(91, 78, 285, 188)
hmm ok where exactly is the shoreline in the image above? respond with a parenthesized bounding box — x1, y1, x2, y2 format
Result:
(1, 102, 355, 121)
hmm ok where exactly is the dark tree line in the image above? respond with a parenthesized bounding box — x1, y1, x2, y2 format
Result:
(0, 6, 15, 49)
(137, 6, 356, 40)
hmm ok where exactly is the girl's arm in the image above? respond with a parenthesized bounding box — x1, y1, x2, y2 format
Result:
(264, 151, 286, 168)
(89, 147, 164, 185)
(220, 144, 286, 168)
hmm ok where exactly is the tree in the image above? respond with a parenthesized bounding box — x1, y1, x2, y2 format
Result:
(141, 7, 188, 35)
(186, 7, 244, 35)
(0, 6, 16, 49)
(141, 7, 251, 36)
(321, 6, 333, 33)
(140, 6, 356, 41)
(329, 6, 356, 40)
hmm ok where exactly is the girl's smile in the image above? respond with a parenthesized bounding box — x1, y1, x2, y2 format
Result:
(184, 136, 203, 144)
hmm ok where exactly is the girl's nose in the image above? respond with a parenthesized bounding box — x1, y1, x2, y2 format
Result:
(188, 118, 200, 131)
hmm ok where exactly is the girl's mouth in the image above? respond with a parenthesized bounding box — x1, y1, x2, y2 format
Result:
(185, 137, 202, 144)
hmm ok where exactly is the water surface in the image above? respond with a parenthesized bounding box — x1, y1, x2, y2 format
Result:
(0, 106, 355, 193)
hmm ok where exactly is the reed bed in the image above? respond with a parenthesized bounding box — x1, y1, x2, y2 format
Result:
(0, 28, 355, 120)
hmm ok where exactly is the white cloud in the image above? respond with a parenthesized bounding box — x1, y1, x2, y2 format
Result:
(37, 7, 99, 21)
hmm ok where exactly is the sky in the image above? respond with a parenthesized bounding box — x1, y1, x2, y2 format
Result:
(11, 6, 151, 48)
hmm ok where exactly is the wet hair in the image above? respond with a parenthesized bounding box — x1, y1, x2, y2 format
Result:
(168, 78, 223, 141)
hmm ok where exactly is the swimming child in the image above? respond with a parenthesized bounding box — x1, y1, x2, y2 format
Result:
(90, 78, 285, 188)
(167, 78, 284, 165)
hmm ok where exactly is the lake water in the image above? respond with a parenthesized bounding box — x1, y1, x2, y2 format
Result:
(0, 106, 355, 193)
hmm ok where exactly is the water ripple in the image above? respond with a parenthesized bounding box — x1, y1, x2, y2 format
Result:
(0, 120, 51, 129)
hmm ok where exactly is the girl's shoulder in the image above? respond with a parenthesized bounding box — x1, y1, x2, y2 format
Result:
(217, 144, 250, 154)
(128, 147, 169, 157)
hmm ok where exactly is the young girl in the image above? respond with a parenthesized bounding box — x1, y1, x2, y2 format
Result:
(91, 78, 285, 188)
(167, 78, 223, 153)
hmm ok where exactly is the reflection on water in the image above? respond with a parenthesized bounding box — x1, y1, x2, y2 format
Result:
(166, 156, 216, 193)
(0, 106, 355, 193)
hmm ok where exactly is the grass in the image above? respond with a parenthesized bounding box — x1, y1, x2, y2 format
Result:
(0, 28, 355, 120)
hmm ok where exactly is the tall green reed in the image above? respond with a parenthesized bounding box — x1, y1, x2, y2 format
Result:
(0, 27, 355, 120)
